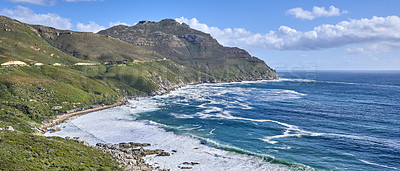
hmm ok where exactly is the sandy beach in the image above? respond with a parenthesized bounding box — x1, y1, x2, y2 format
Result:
(36, 99, 128, 135)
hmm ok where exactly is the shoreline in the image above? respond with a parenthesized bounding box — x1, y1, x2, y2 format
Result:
(36, 98, 128, 135)
(37, 78, 279, 135)
(40, 78, 283, 170)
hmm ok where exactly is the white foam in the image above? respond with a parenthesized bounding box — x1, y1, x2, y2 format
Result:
(278, 78, 316, 82)
(153, 83, 313, 146)
(359, 159, 399, 170)
(188, 106, 323, 145)
(208, 128, 216, 135)
(170, 113, 195, 119)
(45, 106, 289, 171)
(45, 82, 315, 171)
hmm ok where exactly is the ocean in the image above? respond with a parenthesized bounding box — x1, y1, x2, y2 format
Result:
(46, 71, 400, 171)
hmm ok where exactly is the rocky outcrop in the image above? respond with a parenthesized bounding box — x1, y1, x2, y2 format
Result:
(2, 126, 15, 131)
(95, 142, 170, 171)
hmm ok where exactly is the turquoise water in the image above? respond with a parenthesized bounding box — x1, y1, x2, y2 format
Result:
(135, 71, 400, 170)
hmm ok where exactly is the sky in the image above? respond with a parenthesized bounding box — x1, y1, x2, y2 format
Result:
(1, 0, 399, 71)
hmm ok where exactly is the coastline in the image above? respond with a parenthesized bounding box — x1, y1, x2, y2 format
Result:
(41, 78, 284, 170)
(37, 78, 271, 135)
(36, 98, 128, 135)
(42, 78, 300, 171)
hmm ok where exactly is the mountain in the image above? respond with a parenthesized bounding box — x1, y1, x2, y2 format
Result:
(0, 15, 278, 169)
(98, 19, 278, 81)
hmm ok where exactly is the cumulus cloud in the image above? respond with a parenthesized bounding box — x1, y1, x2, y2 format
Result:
(76, 21, 105, 33)
(78, 21, 131, 33)
(176, 16, 400, 52)
(0, 6, 72, 29)
(176, 17, 253, 46)
(109, 21, 129, 27)
(6, 0, 55, 5)
(286, 6, 347, 20)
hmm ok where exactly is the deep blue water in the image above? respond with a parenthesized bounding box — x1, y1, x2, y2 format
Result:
(135, 71, 400, 170)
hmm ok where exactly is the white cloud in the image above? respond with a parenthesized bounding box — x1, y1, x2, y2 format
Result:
(109, 21, 129, 27)
(6, 0, 101, 5)
(0, 6, 72, 29)
(286, 6, 347, 20)
(176, 17, 253, 46)
(176, 16, 400, 52)
(6, 0, 55, 5)
(63, 0, 101, 2)
(76, 21, 105, 33)
(346, 42, 400, 54)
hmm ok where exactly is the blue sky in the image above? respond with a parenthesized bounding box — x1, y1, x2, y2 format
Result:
(1, 0, 400, 70)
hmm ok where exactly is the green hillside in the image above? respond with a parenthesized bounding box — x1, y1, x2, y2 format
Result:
(33, 25, 164, 62)
(0, 131, 119, 170)
(0, 16, 86, 65)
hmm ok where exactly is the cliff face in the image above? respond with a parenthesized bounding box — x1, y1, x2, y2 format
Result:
(98, 19, 278, 81)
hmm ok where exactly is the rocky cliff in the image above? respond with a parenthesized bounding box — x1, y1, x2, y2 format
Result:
(98, 19, 278, 81)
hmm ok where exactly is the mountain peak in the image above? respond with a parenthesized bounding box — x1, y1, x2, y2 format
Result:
(98, 18, 278, 81)
(137, 20, 155, 25)
(159, 19, 179, 25)
(137, 19, 184, 27)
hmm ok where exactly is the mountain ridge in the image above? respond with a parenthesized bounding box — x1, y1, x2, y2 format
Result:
(98, 18, 278, 81)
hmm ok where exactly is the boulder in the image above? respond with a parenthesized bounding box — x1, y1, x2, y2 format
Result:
(157, 152, 170, 156)
(179, 166, 193, 169)
(119, 142, 131, 148)
(105, 143, 113, 149)
(80, 140, 90, 146)
(142, 143, 151, 147)
(5, 126, 14, 131)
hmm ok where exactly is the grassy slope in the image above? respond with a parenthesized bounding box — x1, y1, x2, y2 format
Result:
(0, 16, 208, 170)
(0, 61, 206, 169)
(0, 16, 86, 64)
(0, 65, 121, 132)
(33, 25, 164, 62)
(0, 131, 119, 170)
